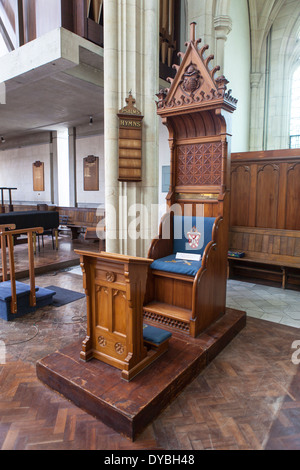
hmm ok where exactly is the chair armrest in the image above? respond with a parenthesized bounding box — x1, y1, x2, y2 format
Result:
(148, 238, 173, 260)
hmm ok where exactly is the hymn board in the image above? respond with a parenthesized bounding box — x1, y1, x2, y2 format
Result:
(118, 92, 143, 182)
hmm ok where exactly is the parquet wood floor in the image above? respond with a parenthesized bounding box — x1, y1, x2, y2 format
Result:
(0, 238, 300, 450)
(1, 282, 300, 450)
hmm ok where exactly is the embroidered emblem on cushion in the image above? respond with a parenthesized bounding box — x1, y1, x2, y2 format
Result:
(187, 226, 201, 249)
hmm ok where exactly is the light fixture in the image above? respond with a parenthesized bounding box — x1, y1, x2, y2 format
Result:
(89, 116, 93, 126)
(1, 136, 5, 143)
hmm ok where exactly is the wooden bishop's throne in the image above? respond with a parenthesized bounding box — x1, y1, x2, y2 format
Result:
(143, 23, 238, 338)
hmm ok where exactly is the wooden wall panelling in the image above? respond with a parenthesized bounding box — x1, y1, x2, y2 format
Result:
(231, 149, 300, 231)
(248, 164, 257, 227)
(277, 162, 288, 229)
(255, 163, 279, 228)
(174, 201, 219, 218)
(230, 164, 251, 227)
(286, 163, 300, 230)
(228, 225, 300, 288)
(229, 226, 300, 258)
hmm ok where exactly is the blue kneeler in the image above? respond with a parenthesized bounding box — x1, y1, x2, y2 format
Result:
(143, 324, 172, 345)
(0, 281, 56, 321)
(142, 323, 172, 368)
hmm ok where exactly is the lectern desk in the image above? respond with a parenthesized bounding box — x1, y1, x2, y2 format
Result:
(75, 250, 171, 381)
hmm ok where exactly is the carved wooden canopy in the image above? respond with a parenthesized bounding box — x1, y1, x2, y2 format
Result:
(156, 23, 237, 209)
(156, 23, 237, 117)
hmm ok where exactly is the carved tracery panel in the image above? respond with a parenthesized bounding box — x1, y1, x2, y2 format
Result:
(176, 142, 222, 187)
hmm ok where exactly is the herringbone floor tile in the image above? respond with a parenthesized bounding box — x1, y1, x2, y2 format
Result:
(1, 269, 300, 450)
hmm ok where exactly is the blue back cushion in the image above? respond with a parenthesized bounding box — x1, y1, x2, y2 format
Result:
(173, 216, 216, 256)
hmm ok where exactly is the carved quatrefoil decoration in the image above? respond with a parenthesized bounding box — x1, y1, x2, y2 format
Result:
(106, 272, 116, 283)
(98, 336, 107, 347)
(115, 342, 125, 355)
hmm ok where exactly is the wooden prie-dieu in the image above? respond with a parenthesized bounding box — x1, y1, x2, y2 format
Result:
(144, 23, 238, 337)
(75, 250, 172, 381)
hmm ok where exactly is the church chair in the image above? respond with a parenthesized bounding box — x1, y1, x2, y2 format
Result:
(144, 210, 228, 338)
(143, 23, 237, 338)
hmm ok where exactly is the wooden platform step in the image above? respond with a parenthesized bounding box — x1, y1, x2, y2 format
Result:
(36, 307, 247, 441)
(143, 301, 191, 333)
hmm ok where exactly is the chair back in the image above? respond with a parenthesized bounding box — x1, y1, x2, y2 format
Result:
(173, 216, 216, 256)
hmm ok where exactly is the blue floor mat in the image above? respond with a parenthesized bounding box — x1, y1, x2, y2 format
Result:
(45, 285, 85, 306)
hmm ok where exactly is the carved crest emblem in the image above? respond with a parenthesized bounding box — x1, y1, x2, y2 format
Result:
(187, 226, 201, 249)
(180, 63, 201, 96)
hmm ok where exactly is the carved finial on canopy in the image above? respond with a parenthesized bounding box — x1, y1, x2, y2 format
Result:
(190, 22, 196, 42)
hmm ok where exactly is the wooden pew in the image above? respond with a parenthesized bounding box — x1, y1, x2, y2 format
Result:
(58, 207, 105, 240)
(228, 226, 300, 289)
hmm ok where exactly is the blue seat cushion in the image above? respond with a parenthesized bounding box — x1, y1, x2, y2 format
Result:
(143, 324, 172, 345)
(0, 281, 39, 302)
(150, 216, 216, 277)
(151, 254, 203, 277)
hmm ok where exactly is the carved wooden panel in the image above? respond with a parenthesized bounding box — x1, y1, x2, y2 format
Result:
(231, 151, 300, 231)
(77, 251, 169, 381)
(94, 282, 127, 362)
(176, 142, 222, 187)
(256, 164, 279, 228)
(230, 165, 251, 227)
(286, 163, 300, 230)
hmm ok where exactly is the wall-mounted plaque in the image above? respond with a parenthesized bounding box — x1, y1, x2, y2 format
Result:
(33, 161, 44, 191)
(118, 92, 143, 182)
(84, 155, 99, 191)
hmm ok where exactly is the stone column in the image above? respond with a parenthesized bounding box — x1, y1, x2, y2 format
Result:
(68, 128, 77, 207)
(213, 15, 232, 73)
(50, 131, 59, 205)
(104, 0, 159, 257)
(249, 72, 262, 151)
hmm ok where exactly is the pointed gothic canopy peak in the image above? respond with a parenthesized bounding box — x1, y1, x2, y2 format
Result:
(156, 23, 237, 114)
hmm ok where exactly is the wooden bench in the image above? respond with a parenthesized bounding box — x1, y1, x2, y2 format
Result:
(228, 226, 300, 289)
(58, 207, 105, 240)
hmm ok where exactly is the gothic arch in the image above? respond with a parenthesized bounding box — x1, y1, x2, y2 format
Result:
(249, 0, 300, 150)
